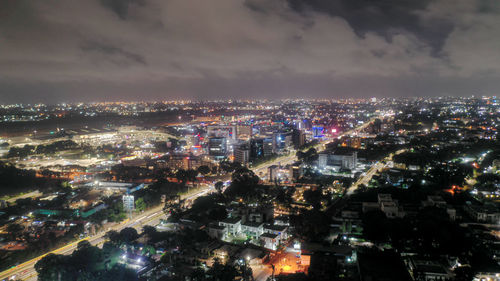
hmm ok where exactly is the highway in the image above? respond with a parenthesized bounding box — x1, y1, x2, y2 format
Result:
(347, 161, 385, 195)
(1, 117, 379, 281)
(347, 148, 407, 195)
(3, 191, 43, 204)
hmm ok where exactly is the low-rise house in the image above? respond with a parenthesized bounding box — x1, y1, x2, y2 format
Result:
(381, 201, 399, 218)
(208, 224, 227, 240)
(213, 244, 239, 263)
(362, 202, 379, 213)
(341, 209, 360, 219)
(260, 233, 279, 250)
(362, 194, 405, 218)
(219, 217, 241, 236)
(237, 248, 265, 265)
(425, 196, 447, 208)
(241, 221, 264, 239)
(405, 257, 454, 281)
(264, 224, 288, 241)
(446, 208, 456, 221)
(274, 215, 290, 226)
(465, 204, 500, 223)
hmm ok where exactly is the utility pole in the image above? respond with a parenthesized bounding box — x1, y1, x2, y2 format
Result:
(271, 264, 275, 281)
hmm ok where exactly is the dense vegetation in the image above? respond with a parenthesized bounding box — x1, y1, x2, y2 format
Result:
(0, 161, 62, 197)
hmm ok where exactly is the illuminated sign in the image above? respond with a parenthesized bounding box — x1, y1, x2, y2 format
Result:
(122, 195, 135, 211)
(312, 126, 324, 138)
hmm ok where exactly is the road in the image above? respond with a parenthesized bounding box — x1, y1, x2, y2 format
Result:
(251, 264, 273, 281)
(347, 148, 407, 195)
(0, 188, 211, 281)
(3, 191, 42, 204)
(347, 161, 385, 195)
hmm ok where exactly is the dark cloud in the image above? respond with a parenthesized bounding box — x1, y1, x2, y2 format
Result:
(286, 0, 454, 54)
(100, 0, 145, 20)
(80, 41, 147, 66)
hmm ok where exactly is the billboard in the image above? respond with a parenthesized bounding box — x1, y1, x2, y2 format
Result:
(312, 126, 324, 138)
(122, 195, 135, 211)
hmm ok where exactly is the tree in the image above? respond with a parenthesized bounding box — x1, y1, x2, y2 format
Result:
(362, 210, 390, 242)
(35, 254, 66, 281)
(119, 227, 139, 243)
(303, 189, 323, 209)
(77, 240, 92, 250)
(186, 169, 198, 183)
(135, 197, 146, 212)
(231, 167, 259, 186)
(206, 259, 239, 281)
(105, 230, 121, 244)
(7, 223, 24, 239)
(214, 181, 224, 194)
(175, 169, 188, 184)
(198, 165, 211, 175)
(224, 167, 260, 199)
(454, 266, 473, 281)
(189, 194, 228, 222)
(142, 245, 156, 256)
(220, 161, 241, 174)
(291, 210, 330, 242)
(71, 243, 103, 271)
(7, 145, 35, 158)
(35, 244, 139, 281)
(142, 225, 157, 240)
(212, 166, 219, 174)
(301, 148, 318, 163)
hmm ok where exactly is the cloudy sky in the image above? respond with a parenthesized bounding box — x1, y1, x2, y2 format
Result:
(1, 0, 499, 103)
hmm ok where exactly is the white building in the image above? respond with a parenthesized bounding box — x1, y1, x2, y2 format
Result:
(207, 125, 237, 140)
(241, 221, 264, 239)
(318, 151, 357, 170)
(264, 224, 288, 241)
(361, 193, 404, 218)
(260, 233, 279, 250)
(219, 217, 241, 236)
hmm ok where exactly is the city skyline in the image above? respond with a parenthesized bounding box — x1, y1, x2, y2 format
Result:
(1, 2, 500, 280)
(0, 97, 499, 281)
(2, 0, 500, 103)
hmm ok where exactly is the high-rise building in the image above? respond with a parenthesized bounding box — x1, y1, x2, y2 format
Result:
(312, 126, 324, 138)
(250, 138, 264, 159)
(289, 163, 303, 181)
(268, 165, 279, 182)
(234, 144, 250, 166)
(237, 125, 252, 138)
(295, 120, 305, 130)
(292, 129, 306, 149)
(250, 137, 274, 159)
(208, 137, 227, 158)
(273, 130, 292, 151)
(207, 125, 236, 140)
(263, 138, 274, 156)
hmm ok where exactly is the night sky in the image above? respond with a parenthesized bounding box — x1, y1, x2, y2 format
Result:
(1, 0, 499, 103)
